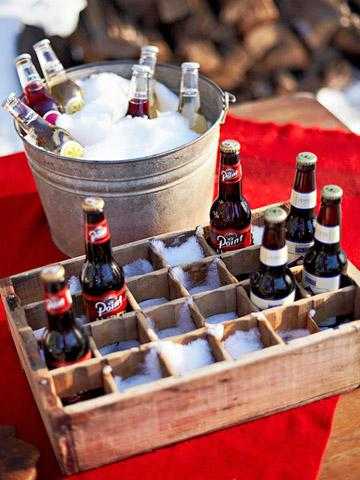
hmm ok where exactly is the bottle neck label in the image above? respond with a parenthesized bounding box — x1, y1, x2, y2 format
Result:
(220, 160, 241, 184)
(286, 239, 314, 257)
(86, 219, 111, 245)
(260, 245, 288, 267)
(250, 289, 295, 310)
(314, 223, 340, 244)
(210, 225, 252, 251)
(302, 270, 340, 294)
(83, 287, 127, 321)
(290, 189, 316, 209)
(45, 287, 72, 315)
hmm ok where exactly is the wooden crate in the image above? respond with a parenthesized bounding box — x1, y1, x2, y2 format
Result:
(1, 203, 360, 475)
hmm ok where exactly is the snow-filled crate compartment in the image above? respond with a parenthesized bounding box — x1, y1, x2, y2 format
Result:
(127, 270, 189, 311)
(113, 240, 166, 279)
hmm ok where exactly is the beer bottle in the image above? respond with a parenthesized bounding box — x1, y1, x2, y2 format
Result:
(303, 185, 347, 294)
(127, 64, 151, 118)
(33, 38, 84, 114)
(209, 139, 252, 252)
(2, 93, 84, 158)
(178, 62, 207, 134)
(80, 197, 127, 322)
(139, 45, 159, 118)
(250, 207, 296, 310)
(15, 53, 60, 125)
(40, 264, 91, 369)
(286, 152, 317, 260)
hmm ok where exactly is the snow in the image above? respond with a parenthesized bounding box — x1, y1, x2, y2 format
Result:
(68, 275, 82, 294)
(224, 328, 263, 360)
(151, 301, 196, 339)
(154, 81, 179, 112)
(114, 348, 162, 391)
(278, 328, 310, 343)
(206, 311, 237, 324)
(151, 235, 205, 266)
(252, 225, 264, 245)
(171, 259, 221, 295)
(139, 297, 168, 310)
(123, 258, 154, 278)
(99, 339, 139, 356)
(158, 338, 214, 375)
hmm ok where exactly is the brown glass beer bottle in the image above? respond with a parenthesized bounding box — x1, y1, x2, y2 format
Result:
(209, 139, 252, 252)
(80, 197, 127, 322)
(286, 152, 317, 260)
(302, 185, 347, 294)
(250, 207, 296, 310)
(40, 264, 91, 369)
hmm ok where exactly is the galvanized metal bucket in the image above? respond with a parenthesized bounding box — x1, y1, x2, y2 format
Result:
(17, 61, 233, 257)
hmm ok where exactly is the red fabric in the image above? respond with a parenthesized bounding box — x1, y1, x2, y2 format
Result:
(3, 113, 360, 479)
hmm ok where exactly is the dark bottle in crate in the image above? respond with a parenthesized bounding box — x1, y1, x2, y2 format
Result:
(286, 152, 317, 261)
(178, 62, 207, 134)
(15, 53, 60, 125)
(33, 38, 84, 114)
(209, 139, 252, 252)
(2, 93, 84, 158)
(303, 185, 347, 295)
(139, 45, 159, 118)
(250, 207, 296, 310)
(127, 64, 151, 118)
(80, 197, 127, 322)
(40, 264, 91, 369)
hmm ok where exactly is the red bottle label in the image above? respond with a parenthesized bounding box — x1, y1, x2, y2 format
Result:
(83, 287, 127, 321)
(45, 287, 73, 315)
(220, 161, 241, 184)
(50, 350, 92, 369)
(210, 225, 252, 252)
(86, 219, 111, 245)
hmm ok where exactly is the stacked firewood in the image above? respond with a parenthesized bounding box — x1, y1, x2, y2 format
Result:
(70, 0, 360, 100)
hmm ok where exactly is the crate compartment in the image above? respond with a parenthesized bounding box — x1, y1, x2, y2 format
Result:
(127, 270, 188, 311)
(171, 258, 237, 296)
(107, 346, 172, 392)
(144, 298, 203, 339)
(221, 247, 261, 282)
(150, 229, 214, 267)
(221, 315, 283, 360)
(193, 284, 257, 324)
(113, 240, 166, 279)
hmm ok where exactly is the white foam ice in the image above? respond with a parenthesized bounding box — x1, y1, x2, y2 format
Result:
(99, 339, 139, 356)
(115, 348, 162, 391)
(152, 301, 196, 339)
(206, 311, 237, 324)
(224, 328, 263, 360)
(151, 235, 205, 266)
(123, 258, 154, 278)
(154, 80, 179, 112)
(33, 326, 46, 341)
(171, 260, 221, 295)
(278, 328, 310, 343)
(68, 275, 82, 295)
(252, 225, 264, 246)
(139, 297, 168, 310)
(158, 338, 214, 375)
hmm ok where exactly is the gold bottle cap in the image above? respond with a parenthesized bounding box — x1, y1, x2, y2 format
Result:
(60, 140, 84, 158)
(220, 139, 241, 154)
(141, 45, 159, 55)
(322, 184, 343, 201)
(82, 197, 105, 213)
(296, 151, 317, 166)
(264, 206, 287, 224)
(15, 53, 31, 64)
(40, 264, 65, 283)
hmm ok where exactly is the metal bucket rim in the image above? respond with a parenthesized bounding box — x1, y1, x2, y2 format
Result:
(16, 60, 226, 165)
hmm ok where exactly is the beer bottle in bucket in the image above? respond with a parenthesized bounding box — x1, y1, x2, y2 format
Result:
(139, 45, 159, 118)
(40, 264, 91, 370)
(209, 139, 252, 252)
(250, 207, 296, 310)
(127, 64, 151, 118)
(33, 38, 85, 114)
(80, 197, 127, 322)
(178, 62, 207, 134)
(15, 53, 60, 125)
(2, 93, 84, 158)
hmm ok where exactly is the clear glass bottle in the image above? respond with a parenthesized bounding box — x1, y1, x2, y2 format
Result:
(178, 62, 207, 134)
(139, 45, 159, 118)
(127, 64, 151, 118)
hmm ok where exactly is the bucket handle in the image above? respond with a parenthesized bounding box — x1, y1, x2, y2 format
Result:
(220, 91, 236, 124)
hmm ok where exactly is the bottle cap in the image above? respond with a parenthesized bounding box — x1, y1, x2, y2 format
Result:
(141, 45, 159, 55)
(220, 139, 240, 154)
(131, 64, 151, 75)
(296, 151, 317, 167)
(33, 38, 51, 50)
(322, 184, 343, 201)
(15, 53, 32, 64)
(65, 97, 85, 114)
(264, 206, 287, 224)
(60, 140, 85, 158)
(40, 264, 65, 283)
(181, 62, 200, 70)
(82, 197, 105, 213)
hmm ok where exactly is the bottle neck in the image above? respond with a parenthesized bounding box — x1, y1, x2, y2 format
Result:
(85, 211, 113, 263)
(128, 71, 150, 117)
(139, 53, 157, 77)
(314, 200, 341, 247)
(34, 44, 65, 82)
(5, 98, 41, 134)
(260, 221, 288, 267)
(16, 59, 42, 90)
(44, 280, 75, 332)
(290, 165, 316, 211)
(178, 67, 200, 112)
(218, 152, 242, 200)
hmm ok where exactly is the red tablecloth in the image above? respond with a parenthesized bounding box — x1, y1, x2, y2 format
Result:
(2, 114, 360, 479)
